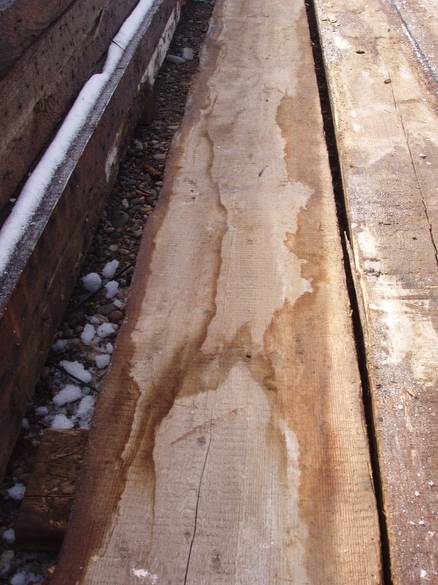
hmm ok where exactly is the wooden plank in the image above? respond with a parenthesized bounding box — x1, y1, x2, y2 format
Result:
(383, 0, 438, 86)
(0, 0, 140, 211)
(15, 429, 88, 552)
(0, 0, 74, 76)
(313, 0, 438, 582)
(53, 1, 381, 583)
(0, 0, 181, 481)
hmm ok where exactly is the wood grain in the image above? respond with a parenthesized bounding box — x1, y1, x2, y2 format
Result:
(0, 0, 140, 211)
(313, 0, 438, 582)
(15, 429, 88, 551)
(0, 0, 74, 76)
(53, 1, 381, 583)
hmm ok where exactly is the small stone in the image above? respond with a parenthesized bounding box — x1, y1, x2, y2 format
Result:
(122, 198, 130, 209)
(0, 550, 14, 578)
(109, 244, 119, 252)
(134, 139, 144, 151)
(166, 54, 186, 65)
(153, 153, 166, 161)
(109, 310, 124, 323)
(110, 210, 129, 228)
(182, 47, 194, 60)
(384, 78, 391, 84)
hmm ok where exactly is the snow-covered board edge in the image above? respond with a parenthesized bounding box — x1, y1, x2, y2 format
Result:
(0, 0, 182, 482)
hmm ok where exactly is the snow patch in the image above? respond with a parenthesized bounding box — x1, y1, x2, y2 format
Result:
(35, 406, 48, 416)
(7, 484, 25, 501)
(132, 568, 158, 583)
(53, 384, 82, 406)
(96, 323, 117, 338)
(60, 360, 92, 383)
(81, 323, 96, 345)
(2, 528, 15, 545)
(51, 414, 74, 430)
(105, 280, 119, 299)
(95, 354, 111, 369)
(82, 272, 102, 293)
(77, 395, 95, 421)
(102, 259, 119, 279)
(52, 339, 67, 352)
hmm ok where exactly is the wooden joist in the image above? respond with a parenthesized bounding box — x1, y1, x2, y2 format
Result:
(53, 0, 381, 583)
(313, 0, 438, 582)
(0, 0, 181, 481)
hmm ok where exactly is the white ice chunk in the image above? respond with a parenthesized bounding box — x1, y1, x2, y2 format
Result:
(11, 573, 26, 585)
(81, 323, 96, 345)
(106, 342, 114, 354)
(104, 280, 119, 299)
(7, 483, 25, 501)
(182, 47, 194, 60)
(10, 573, 40, 585)
(82, 272, 102, 292)
(2, 528, 15, 545)
(60, 360, 92, 383)
(51, 414, 74, 430)
(53, 384, 82, 407)
(96, 323, 117, 338)
(52, 339, 67, 352)
(77, 395, 96, 420)
(35, 406, 48, 416)
(102, 259, 119, 279)
(95, 354, 111, 369)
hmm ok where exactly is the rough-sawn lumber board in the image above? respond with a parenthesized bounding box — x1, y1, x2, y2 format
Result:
(313, 0, 438, 582)
(53, 0, 381, 583)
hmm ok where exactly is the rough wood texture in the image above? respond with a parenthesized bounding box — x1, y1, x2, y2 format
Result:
(313, 0, 438, 582)
(383, 0, 438, 86)
(0, 0, 140, 211)
(0, 0, 74, 76)
(15, 429, 88, 551)
(53, 1, 381, 583)
(0, 0, 181, 482)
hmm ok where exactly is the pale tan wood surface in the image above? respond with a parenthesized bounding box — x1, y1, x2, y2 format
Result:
(313, 0, 438, 582)
(53, 0, 381, 583)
